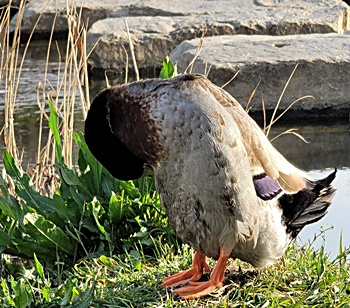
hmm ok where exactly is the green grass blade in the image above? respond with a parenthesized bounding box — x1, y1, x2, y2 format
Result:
(48, 101, 63, 163)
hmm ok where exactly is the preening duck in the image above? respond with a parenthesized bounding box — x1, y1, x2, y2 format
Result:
(84, 73, 336, 300)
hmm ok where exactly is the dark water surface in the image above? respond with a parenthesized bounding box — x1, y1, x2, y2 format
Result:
(0, 41, 349, 258)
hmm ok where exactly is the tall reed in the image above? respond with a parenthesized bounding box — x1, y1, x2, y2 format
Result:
(0, 0, 26, 164)
(0, 0, 92, 196)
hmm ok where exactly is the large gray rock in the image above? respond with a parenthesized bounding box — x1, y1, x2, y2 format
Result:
(170, 33, 350, 119)
(86, 0, 349, 73)
(86, 16, 217, 74)
(10, 0, 349, 40)
(0, 0, 21, 7)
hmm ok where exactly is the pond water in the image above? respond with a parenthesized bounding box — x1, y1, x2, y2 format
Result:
(0, 41, 349, 259)
(270, 124, 350, 259)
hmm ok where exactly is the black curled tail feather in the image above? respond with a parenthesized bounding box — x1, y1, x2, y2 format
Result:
(278, 169, 337, 238)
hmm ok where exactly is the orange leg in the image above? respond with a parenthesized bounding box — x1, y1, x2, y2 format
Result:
(173, 245, 229, 300)
(161, 251, 211, 288)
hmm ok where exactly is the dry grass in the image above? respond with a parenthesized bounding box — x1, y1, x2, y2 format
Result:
(0, 0, 92, 196)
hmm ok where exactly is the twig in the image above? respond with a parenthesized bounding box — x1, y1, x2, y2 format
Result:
(246, 76, 261, 113)
(121, 44, 129, 84)
(265, 63, 298, 137)
(185, 25, 207, 74)
(221, 70, 240, 89)
(124, 20, 139, 81)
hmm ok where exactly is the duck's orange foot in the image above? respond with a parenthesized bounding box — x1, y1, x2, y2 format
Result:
(161, 251, 210, 287)
(174, 279, 223, 300)
(167, 245, 230, 300)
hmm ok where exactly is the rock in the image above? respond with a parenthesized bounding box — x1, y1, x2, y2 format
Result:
(10, 0, 349, 43)
(170, 33, 350, 120)
(0, 0, 22, 19)
(9, 0, 133, 40)
(86, 0, 349, 73)
(0, 0, 22, 7)
(86, 16, 214, 75)
(13, 0, 349, 35)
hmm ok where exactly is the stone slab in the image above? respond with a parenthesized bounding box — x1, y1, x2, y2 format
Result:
(10, 0, 350, 40)
(86, 0, 349, 73)
(170, 33, 350, 118)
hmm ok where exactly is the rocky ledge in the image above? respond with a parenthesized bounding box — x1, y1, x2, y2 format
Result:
(8, 0, 350, 119)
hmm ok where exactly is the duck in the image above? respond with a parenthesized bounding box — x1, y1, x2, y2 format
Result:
(84, 73, 336, 300)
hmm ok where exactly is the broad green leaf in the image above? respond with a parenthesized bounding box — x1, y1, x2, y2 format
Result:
(13, 280, 30, 308)
(99, 255, 116, 267)
(3, 150, 56, 216)
(14, 241, 44, 259)
(52, 193, 79, 226)
(109, 191, 126, 225)
(119, 181, 140, 199)
(1, 280, 9, 297)
(74, 132, 87, 169)
(0, 172, 9, 197)
(159, 56, 177, 79)
(24, 212, 75, 255)
(101, 173, 116, 197)
(90, 199, 112, 243)
(0, 230, 13, 246)
(68, 186, 88, 209)
(42, 286, 51, 302)
(75, 132, 103, 195)
(0, 195, 21, 220)
(134, 261, 142, 271)
(71, 285, 94, 308)
(58, 279, 74, 306)
(56, 162, 82, 186)
(82, 218, 99, 233)
(89, 199, 106, 235)
(33, 253, 45, 283)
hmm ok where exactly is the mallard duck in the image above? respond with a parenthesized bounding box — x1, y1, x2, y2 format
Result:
(84, 73, 336, 300)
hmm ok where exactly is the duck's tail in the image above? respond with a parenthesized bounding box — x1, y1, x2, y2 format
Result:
(278, 169, 337, 238)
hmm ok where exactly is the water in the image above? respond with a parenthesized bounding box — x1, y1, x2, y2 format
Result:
(0, 41, 349, 258)
(270, 124, 350, 259)
(298, 168, 350, 259)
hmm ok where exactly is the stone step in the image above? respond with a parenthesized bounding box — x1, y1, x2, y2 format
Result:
(170, 33, 350, 119)
(85, 0, 349, 73)
(10, 1, 350, 72)
(11, 0, 350, 39)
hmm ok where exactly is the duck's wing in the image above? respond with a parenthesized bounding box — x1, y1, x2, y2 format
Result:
(194, 75, 310, 193)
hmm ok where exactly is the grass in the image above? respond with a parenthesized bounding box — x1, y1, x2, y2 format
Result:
(1, 233, 350, 307)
